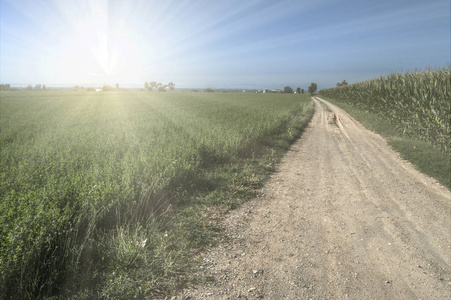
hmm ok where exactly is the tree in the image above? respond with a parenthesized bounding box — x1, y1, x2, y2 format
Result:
(296, 87, 301, 94)
(157, 82, 166, 92)
(144, 82, 149, 90)
(116, 83, 119, 89)
(336, 80, 348, 87)
(34, 84, 42, 90)
(301, 88, 305, 94)
(42, 85, 46, 90)
(283, 86, 293, 93)
(308, 83, 317, 96)
(149, 81, 157, 91)
(168, 82, 175, 91)
(26, 85, 32, 90)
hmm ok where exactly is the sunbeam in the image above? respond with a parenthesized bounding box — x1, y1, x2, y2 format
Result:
(1, 0, 449, 88)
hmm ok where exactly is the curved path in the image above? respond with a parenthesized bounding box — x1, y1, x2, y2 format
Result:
(177, 97, 451, 299)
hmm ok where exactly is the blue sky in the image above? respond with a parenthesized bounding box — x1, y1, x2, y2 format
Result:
(1, 0, 449, 89)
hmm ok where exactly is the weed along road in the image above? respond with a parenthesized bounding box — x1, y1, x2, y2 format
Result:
(178, 97, 451, 299)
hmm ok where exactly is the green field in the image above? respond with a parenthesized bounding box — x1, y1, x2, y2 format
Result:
(0, 91, 313, 298)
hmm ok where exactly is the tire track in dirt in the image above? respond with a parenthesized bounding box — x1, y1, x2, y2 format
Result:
(176, 97, 451, 299)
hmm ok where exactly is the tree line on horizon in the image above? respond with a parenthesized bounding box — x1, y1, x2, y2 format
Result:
(0, 84, 11, 91)
(144, 81, 175, 92)
(282, 83, 317, 96)
(0, 84, 120, 91)
(0, 81, 321, 95)
(0, 84, 47, 91)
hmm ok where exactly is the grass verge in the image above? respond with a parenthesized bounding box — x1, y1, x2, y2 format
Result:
(149, 97, 315, 297)
(320, 96, 450, 190)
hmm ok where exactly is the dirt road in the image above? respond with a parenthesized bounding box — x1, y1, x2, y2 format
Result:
(177, 97, 451, 299)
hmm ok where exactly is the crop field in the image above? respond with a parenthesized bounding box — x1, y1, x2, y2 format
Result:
(320, 66, 450, 155)
(0, 90, 312, 298)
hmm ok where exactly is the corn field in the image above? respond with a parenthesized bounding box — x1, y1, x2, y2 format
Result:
(320, 66, 451, 155)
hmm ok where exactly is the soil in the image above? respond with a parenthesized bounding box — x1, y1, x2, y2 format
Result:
(175, 97, 451, 299)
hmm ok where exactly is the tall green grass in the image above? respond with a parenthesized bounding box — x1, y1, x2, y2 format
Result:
(0, 91, 312, 298)
(320, 66, 450, 155)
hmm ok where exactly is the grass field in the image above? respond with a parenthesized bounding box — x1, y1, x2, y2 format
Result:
(0, 90, 313, 298)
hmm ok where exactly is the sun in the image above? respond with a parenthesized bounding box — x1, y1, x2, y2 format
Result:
(60, 0, 148, 85)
